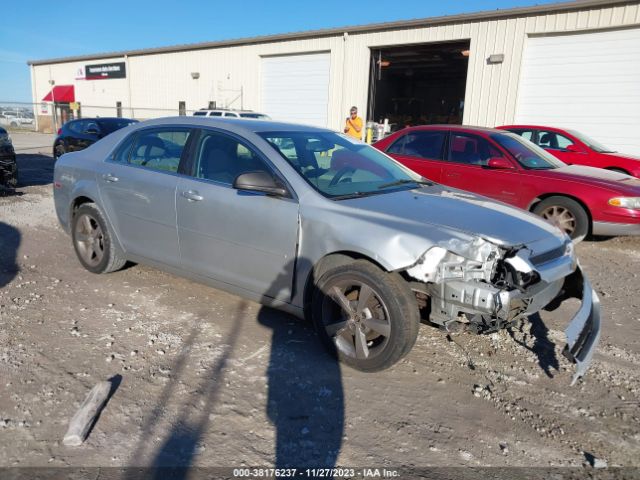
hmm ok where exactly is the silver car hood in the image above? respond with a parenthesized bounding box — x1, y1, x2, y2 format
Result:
(338, 185, 565, 248)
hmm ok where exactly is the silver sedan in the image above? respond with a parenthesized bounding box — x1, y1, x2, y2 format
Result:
(53, 117, 600, 381)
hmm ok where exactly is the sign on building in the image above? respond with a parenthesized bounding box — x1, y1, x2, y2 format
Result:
(85, 62, 126, 80)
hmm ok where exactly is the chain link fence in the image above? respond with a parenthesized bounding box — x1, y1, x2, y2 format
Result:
(0, 102, 37, 132)
(0, 101, 208, 134)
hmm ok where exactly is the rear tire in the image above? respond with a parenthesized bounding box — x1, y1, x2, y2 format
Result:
(6, 162, 18, 189)
(533, 196, 589, 242)
(53, 142, 66, 160)
(312, 260, 420, 372)
(71, 203, 126, 274)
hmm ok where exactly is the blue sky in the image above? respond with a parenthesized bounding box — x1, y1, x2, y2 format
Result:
(2, 0, 558, 102)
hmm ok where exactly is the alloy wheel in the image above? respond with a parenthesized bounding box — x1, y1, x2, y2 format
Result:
(540, 205, 576, 236)
(321, 280, 391, 360)
(74, 213, 105, 267)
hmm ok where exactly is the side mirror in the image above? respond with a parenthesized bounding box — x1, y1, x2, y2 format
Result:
(233, 171, 289, 197)
(486, 157, 515, 170)
(565, 144, 581, 153)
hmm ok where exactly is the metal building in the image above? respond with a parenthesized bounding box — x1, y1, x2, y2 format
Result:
(29, 0, 640, 154)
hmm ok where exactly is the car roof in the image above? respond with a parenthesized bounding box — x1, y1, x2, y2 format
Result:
(67, 117, 137, 123)
(69, 117, 139, 122)
(498, 125, 565, 131)
(403, 124, 505, 135)
(135, 116, 332, 134)
(197, 109, 264, 113)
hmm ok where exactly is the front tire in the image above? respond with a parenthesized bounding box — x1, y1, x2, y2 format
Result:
(71, 203, 126, 274)
(533, 196, 589, 241)
(312, 260, 420, 372)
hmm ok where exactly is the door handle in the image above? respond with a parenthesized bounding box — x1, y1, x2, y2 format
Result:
(444, 172, 460, 178)
(102, 173, 119, 183)
(181, 190, 204, 202)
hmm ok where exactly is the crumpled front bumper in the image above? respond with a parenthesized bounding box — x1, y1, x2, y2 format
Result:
(555, 266, 601, 385)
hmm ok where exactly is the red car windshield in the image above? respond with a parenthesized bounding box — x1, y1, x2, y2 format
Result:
(566, 129, 615, 153)
(491, 133, 566, 170)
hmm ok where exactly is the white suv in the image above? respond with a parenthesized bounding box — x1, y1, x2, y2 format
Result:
(0, 111, 34, 126)
(192, 109, 270, 120)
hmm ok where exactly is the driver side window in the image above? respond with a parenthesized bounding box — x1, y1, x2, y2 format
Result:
(448, 134, 503, 166)
(194, 131, 271, 185)
(537, 130, 575, 151)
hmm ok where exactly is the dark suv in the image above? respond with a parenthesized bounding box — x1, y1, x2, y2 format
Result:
(0, 126, 17, 188)
(53, 117, 138, 159)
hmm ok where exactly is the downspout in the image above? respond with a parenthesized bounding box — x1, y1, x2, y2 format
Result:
(339, 31, 348, 130)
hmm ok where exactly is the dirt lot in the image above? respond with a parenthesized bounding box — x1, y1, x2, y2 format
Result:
(1, 132, 639, 474)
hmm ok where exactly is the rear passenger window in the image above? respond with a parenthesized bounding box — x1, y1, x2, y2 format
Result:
(111, 134, 136, 164)
(386, 131, 446, 160)
(193, 131, 270, 184)
(68, 120, 86, 134)
(129, 129, 191, 173)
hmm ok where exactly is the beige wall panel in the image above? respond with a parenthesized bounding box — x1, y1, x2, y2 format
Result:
(31, 3, 640, 131)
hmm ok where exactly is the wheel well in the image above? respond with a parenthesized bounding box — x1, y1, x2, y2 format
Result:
(605, 167, 630, 175)
(71, 196, 95, 219)
(302, 251, 388, 319)
(529, 193, 592, 233)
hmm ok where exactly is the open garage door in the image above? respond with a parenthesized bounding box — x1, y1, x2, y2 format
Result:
(368, 41, 470, 133)
(261, 53, 330, 127)
(515, 28, 640, 155)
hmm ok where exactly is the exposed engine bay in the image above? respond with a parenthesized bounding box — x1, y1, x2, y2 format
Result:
(404, 236, 573, 334)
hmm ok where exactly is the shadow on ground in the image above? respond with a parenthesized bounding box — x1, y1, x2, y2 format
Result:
(0, 221, 20, 288)
(125, 256, 345, 477)
(259, 306, 344, 468)
(509, 313, 559, 378)
(15, 153, 54, 187)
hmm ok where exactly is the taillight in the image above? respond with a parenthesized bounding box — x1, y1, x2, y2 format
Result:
(57, 128, 62, 135)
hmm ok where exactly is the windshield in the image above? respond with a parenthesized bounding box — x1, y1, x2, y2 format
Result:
(97, 119, 138, 134)
(259, 131, 425, 199)
(566, 129, 615, 153)
(491, 133, 566, 170)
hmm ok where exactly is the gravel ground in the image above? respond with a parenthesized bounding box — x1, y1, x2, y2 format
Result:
(0, 133, 639, 475)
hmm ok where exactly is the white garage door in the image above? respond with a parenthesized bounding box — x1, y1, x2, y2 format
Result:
(262, 53, 330, 127)
(515, 28, 640, 155)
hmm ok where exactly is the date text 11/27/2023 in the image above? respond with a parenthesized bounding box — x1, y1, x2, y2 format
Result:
(231, 468, 400, 478)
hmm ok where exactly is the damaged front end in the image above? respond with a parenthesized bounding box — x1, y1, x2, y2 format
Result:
(405, 236, 601, 384)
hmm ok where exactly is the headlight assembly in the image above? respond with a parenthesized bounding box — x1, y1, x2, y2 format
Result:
(608, 197, 640, 210)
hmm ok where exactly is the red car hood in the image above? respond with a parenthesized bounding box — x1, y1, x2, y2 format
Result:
(540, 165, 640, 192)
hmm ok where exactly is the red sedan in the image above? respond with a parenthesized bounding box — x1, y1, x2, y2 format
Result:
(497, 125, 640, 178)
(373, 125, 640, 240)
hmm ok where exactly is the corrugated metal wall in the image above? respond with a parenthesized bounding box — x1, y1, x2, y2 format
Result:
(32, 2, 640, 131)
